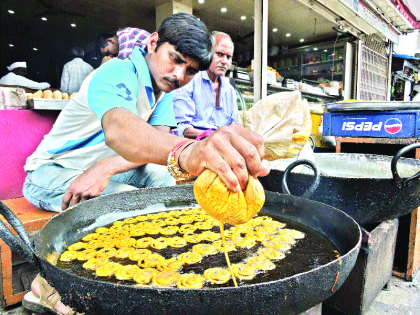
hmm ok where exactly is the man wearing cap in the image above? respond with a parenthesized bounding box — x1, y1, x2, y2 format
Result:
(0, 62, 50, 90)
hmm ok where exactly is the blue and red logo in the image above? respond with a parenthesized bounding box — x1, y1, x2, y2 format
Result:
(384, 118, 402, 134)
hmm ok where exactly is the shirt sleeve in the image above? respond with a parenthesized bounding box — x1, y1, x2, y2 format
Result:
(87, 59, 138, 121)
(12, 75, 50, 90)
(172, 80, 197, 136)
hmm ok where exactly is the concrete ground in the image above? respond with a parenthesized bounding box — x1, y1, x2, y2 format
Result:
(0, 273, 418, 315)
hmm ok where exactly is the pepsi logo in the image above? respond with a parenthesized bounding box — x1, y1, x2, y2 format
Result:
(384, 118, 402, 134)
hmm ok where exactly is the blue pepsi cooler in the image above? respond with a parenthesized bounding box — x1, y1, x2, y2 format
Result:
(323, 101, 420, 138)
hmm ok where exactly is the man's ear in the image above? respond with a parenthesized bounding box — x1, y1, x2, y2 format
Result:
(147, 32, 159, 53)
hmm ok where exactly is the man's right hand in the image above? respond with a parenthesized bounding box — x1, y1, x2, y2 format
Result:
(178, 123, 270, 192)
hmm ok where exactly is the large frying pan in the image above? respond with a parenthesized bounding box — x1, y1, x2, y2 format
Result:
(0, 184, 361, 315)
(260, 143, 420, 226)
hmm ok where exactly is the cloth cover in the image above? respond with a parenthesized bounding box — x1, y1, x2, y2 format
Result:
(238, 90, 312, 160)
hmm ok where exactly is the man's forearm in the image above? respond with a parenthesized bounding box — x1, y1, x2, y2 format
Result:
(102, 107, 183, 165)
(97, 155, 144, 178)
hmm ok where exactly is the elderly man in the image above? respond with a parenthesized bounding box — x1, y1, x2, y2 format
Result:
(172, 31, 237, 139)
(0, 61, 50, 90)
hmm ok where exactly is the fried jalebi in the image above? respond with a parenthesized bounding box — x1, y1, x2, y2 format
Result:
(115, 247, 135, 259)
(82, 232, 99, 242)
(232, 235, 256, 248)
(152, 271, 180, 287)
(144, 226, 161, 235)
(160, 226, 179, 236)
(151, 219, 165, 227)
(96, 247, 117, 258)
(178, 215, 194, 224)
(150, 237, 169, 250)
(259, 216, 273, 225)
(96, 262, 122, 277)
(276, 229, 305, 239)
(135, 215, 149, 222)
(183, 233, 202, 244)
(85, 240, 103, 250)
(194, 221, 213, 230)
(201, 231, 221, 242)
(115, 264, 140, 280)
(100, 239, 117, 248)
(156, 258, 183, 272)
(67, 242, 85, 251)
(138, 253, 165, 268)
(112, 221, 124, 228)
(128, 249, 151, 261)
(261, 239, 292, 251)
(82, 257, 109, 270)
(272, 235, 296, 245)
(203, 267, 231, 284)
(213, 240, 236, 252)
(167, 236, 188, 248)
(232, 264, 256, 280)
(192, 244, 218, 256)
(123, 217, 138, 224)
(178, 224, 197, 234)
(254, 230, 273, 242)
(164, 217, 179, 226)
(76, 249, 97, 261)
(116, 237, 137, 249)
(178, 251, 203, 265)
(94, 227, 109, 234)
(130, 227, 146, 237)
(246, 255, 276, 270)
(135, 237, 154, 248)
(258, 247, 286, 260)
(133, 268, 158, 285)
(177, 274, 205, 289)
(59, 250, 79, 262)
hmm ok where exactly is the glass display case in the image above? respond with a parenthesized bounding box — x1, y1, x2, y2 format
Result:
(231, 78, 342, 112)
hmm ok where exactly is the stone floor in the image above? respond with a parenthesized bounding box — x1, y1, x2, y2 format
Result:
(0, 273, 418, 315)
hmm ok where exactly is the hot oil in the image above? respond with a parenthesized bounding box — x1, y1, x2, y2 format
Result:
(57, 211, 339, 288)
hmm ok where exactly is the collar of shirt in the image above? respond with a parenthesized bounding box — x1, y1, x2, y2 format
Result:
(201, 70, 225, 87)
(129, 47, 154, 96)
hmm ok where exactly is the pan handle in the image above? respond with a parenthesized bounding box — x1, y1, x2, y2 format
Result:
(0, 201, 41, 269)
(391, 143, 420, 187)
(282, 159, 320, 199)
(308, 135, 316, 151)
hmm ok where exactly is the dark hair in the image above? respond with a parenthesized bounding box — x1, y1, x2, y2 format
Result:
(71, 46, 85, 58)
(156, 13, 212, 71)
(96, 33, 114, 51)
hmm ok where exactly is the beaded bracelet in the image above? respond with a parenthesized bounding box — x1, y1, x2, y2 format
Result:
(167, 140, 195, 181)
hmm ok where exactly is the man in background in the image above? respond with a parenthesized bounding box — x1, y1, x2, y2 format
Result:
(172, 32, 237, 139)
(97, 28, 151, 64)
(60, 46, 94, 94)
(0, 61, 50, 90)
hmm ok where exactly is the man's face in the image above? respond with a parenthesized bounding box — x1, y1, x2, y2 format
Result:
(14, 67, 28, 77)
(146, 33, 200, 93)
(100, 36, 118, 57)
(208, 35, 234, 77)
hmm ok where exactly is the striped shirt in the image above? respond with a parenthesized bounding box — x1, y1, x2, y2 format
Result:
(117, 28, 151, 60)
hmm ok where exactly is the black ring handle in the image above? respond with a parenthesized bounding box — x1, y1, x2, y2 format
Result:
(391, 143, 420, 187)
(0, 201, 41, 270)
(308, 135, 316, 151)
(282, 159, 320, 199)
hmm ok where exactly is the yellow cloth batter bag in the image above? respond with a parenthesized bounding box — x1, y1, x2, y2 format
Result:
(194, 169, 265, 226)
